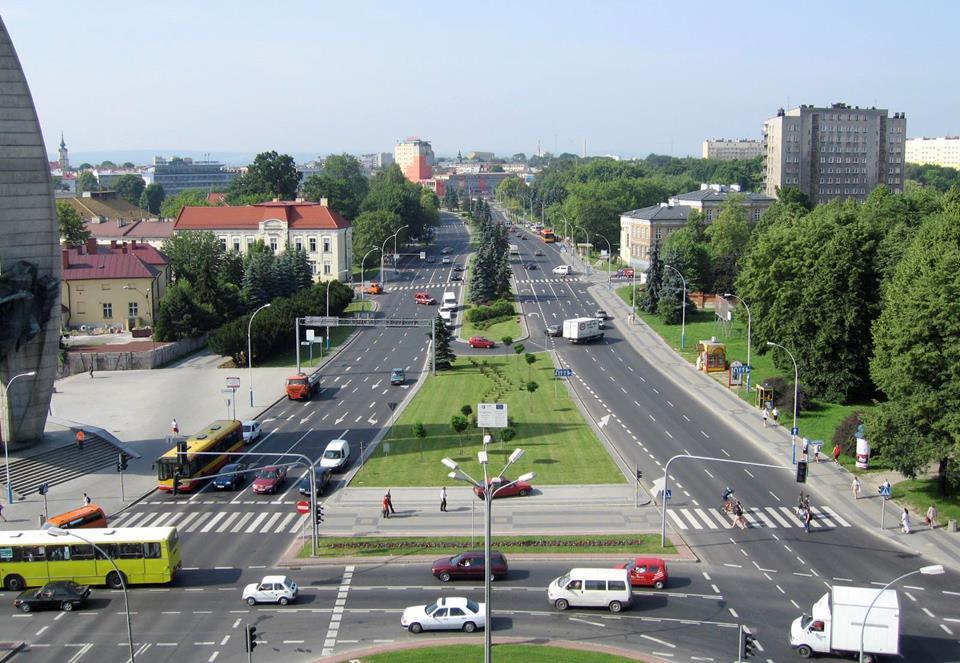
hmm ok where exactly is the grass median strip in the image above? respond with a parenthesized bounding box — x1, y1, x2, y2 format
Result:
(353, 355, 624, 487)
(298, 533, 675, 558)
(358, 644, 655, 662)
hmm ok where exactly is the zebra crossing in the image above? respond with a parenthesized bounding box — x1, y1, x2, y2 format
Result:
(666, 505, 852, 531)
(515, 277, 583, 284)
(109, 508, 309, 535)
(388, 283, 463, 292)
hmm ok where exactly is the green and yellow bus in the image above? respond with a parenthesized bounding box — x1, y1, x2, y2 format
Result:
(157, 419, 243, 493)
(0, 527, 181, 590)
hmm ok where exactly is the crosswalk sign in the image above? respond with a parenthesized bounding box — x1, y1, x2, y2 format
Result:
(664, 489, 672, 500)
(879, 484, 892, 498)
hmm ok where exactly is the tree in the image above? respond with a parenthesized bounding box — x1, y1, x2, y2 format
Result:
(412, 421, 427, 458)
(153, 280, 218, 341)
(525, 352, 536, 380)
(433, 315, 455, 368)
(525, 380, 539, 403)
(121, 162, 135, 169)
(775, 186, 812, 210)
(242, 252, 278, 309)
(162, 230, 234, 320)
(639, 241, 663, 313)
(663, 225, 710, 293)
(139, 183, 166, 214)
(160, 189, 212, 219)
(290, 248, 314, 290)
(228, 151, 301, 202)
(657, 248, 692, 325)
(76, 171, 98, 193)
(868, 211, 960, 495)
(56, 202, 90, 247)
(98, 160, 117, 169)
(706, 195, 752, 294)
(302, 154, 369, 220)
(461, 404, 472, 417)
(351, 210, 402, 267)
(114, 174, 146, 206)
(361, 164, 435, 241)
(450, 415, 469, 454)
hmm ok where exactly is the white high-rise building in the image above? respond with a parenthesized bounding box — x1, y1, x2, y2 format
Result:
(905, 137, 960, 168)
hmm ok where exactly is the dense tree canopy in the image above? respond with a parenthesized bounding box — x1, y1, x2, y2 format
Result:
(56, 202, 90, 247)
(76, 171, 98, 193)
(114, 174, 146, 206)
(160, 189, 213, 219)
(351, 210, 402, 268)
(227, 151, 301, 202)
(139, 183, 166, 214)
(302, 154, 368, 220)
(361, 164, 438, 242)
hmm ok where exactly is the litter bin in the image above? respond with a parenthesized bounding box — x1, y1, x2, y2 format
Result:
(948, 519, 958, 533)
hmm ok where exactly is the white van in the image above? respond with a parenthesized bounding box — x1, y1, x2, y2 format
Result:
(547, 568, 632, 613)
(552, 265, 571, 276)
(320, 439, 351, 472)
(442, 291, 457, 308)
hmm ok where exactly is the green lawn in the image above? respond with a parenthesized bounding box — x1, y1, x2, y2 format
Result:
(460, 308, 522, 341)
(298, 533, 674, 558)
(260, 300, 373, 369)
(615, 286, 877, 462)
(353, 355, 625, 487)
(359, 645, 653, 663)
(891, 478, 960, 527)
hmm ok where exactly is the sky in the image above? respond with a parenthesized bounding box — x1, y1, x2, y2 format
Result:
(5, 1, 960, 162)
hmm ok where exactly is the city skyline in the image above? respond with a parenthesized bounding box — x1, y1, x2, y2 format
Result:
(6, 1, 960, 159)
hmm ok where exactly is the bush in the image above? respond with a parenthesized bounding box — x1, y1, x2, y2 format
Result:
(832, 412, 862, 456)
(763, 376, 810, 413)
(465, 299, 515, 323)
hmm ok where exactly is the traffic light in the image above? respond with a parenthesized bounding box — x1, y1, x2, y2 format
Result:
(177, 440, 188, 465)
(743, 631, 759, 658)
(636, 467, 643, 480)
(796, 460, 808, 483)
(117, 454, 128, 473)
(171, 471, 181, 496)
(315, 503, 324, 525)
(246, 624, 257, 652)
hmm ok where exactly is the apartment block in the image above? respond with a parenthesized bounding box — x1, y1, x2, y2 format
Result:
(905, 136, 960, 168)
(762, 103, 906, 206)
(702, 139, 762, 161)
(394, 137, 434, 182)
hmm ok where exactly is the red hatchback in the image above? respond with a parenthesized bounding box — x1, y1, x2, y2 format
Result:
(468, 336, 495, 349)
(473, 476, 532, 500)
(617, 557, 668, 589)
(252, 466, 287, 494)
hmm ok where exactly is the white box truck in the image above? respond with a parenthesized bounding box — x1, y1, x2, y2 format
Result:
(509, 244, 519, 256)
(562, 317, 603, 344)
(790, 586, 899, 660)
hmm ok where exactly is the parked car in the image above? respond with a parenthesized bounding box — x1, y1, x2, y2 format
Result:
(415, 292, 436, 305)
(617, 557, 668, 589)
(450, 273, 462, 281)
(242, 420, 262, 444)
(391, 368, 406, 385)
(545, 324, 562, 337)
(320, 439, 351, 472)
(213, 462, 248, 490)
(252, 465, 287, 494)
(298, 466, 332, 496)
(473, 476, 532, 499)
(468, 336, 494, 349)
(242, 575, 298, 606)
(525, 263, 537, 270)
(401, 596, 485, 633)
(432, 551, 509, 582)
(534, 249, 545, 256)
(14, 581, 90, 613)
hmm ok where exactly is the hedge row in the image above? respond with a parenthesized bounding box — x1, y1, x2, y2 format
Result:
(465, 299, 514, 323)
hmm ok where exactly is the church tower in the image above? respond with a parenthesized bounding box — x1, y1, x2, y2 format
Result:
(58, 132, 69, 170)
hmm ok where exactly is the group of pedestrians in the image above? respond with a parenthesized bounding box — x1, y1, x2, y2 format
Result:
(797, 491, 814, 533)
(761, 406, 780, 428)
(380, 487, 452, 518)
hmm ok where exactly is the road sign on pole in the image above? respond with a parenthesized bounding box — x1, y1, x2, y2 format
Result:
(226, 376, 241, 389)
(477, 403, 508, 428)
(304, 316, 339, 327)
(296, 500, 311, 514)
(553, 368, 573, 378)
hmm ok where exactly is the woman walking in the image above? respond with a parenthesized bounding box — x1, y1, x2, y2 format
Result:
(900, 507, 911, 534)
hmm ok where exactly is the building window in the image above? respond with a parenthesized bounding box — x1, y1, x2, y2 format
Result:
(323, 262, 331, 275)
(270, 238, 278, 253)
(219, 238, 227, 251)
(295, 238, 303, 251)
(753, 209, 762, 221)
(246, 237, 254, 250)
(128, 302, 139, 318)
(233, 239, 240, 252)
(103, 303, 113, 319)
(309, 237, 317, 253)
(323, 237, 331, 253)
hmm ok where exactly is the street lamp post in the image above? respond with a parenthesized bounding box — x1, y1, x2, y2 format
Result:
(2, 371, 36, 504)
(380, 225, 409, 289)
(766, 340, 798, 465)
(442, 450, 535, 663)
(724, 293, 752, 392)
(359, 247, 380, 303)
(573, 225, 591, 273)
(663, 264, 687, 349)
(46, 527, 137, 662)
(247, 303, 271, 407)
(123, 285, 156, 352)
(595, 233, 612, 290)
(858, 565, 943, 662)
(326, 268, 351, 350)
(393, 224, 409, 276)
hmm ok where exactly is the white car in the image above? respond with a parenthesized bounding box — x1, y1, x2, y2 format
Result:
(401, 596, 485, 633)
(242, 575, 298, 606)
(242, 420, 262, 444)
(552, 265, 571, 276)
(442, 256, 451, 264)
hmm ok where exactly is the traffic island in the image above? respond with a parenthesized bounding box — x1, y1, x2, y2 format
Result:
(319, 640, 665, 663)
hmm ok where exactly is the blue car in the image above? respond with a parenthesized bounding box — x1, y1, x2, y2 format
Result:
(213, 462, 248, 490)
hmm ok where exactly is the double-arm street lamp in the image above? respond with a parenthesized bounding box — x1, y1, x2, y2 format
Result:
(2, 371, 36, 504)
(766, 340, 798, 464)
(326, 268, 352, 350)
(46, 527, 136, 662)
(442, 448, 535, 663)
(247, 303, 271, 406)
(359, 247, 381, 302)
(380, 225, 409, 289)
(663, 264, 687, 349)
(724, 293, 752, 392)
(594, 233, 612, 290)
(859, 564, 943, 662)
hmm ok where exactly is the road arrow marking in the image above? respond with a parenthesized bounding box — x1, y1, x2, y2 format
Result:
(299, 411, 315, 425)
(335, 414, 348, 425)
(599, 414, 610, 428)
(367, 417, 378, 425)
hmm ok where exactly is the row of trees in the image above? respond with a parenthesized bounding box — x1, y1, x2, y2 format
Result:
(468, 208, 511, 304)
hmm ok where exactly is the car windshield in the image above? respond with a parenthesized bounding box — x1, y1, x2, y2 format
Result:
(800, 614, 813, 629)
(465, 599, 480, 614)
(323, 450, 342, 459)
(424, 601, 439, 615)
(243, 425, 253, 432)
(259, 470, 278, 479)
(557, 574, 570, 587)
(223, 464, 240, 473)
(449, 553, 463, 565)
(288, 378, 307, 386)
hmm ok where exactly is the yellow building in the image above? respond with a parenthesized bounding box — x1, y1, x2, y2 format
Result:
(60, 238, 169, 330)
(905, 136, 960, 168)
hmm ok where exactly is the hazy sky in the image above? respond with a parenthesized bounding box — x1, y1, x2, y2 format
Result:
(5, 1, 959, 160)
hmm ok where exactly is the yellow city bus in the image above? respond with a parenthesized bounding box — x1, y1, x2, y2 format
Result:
(157, 419, 243, 493)
(0, 527, 181, 590)
(541, 228, 556, 243)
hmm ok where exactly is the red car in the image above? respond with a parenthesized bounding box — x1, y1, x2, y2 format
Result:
(468, 336, 495, 349)
(617, 557, 668, 589)
(252, 466, 287, 494)
(415, 292, 436, 305)
(473, 476, 532, 500)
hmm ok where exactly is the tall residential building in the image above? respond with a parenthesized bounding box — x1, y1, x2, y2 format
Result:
(147, 156, 237, 196)
(762, 103, 906, 205)
(905, 137, 960, 168)
(702, 139, 762, 161)
(394, 137, 434, 182)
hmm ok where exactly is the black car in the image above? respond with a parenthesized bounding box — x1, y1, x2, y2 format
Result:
(450, 273, 463, 281)
(427, 256, 436, 263)
(595, 309, 608, 320)
(15, 581, 90, 612)
(452, 264, 464, 272)
(299, 466, 332, 496)
(534, 250, 545, 256)
(526, 263, 537, 270)
(213, 462, 248, 490)
(546, 324, 562, 337)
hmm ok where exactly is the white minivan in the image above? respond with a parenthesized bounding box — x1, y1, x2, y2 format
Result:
(320, 439, 351, 472)
(442, 291, 457, 308)
(552, 265, 571, 276)
(547, 568, 632, 613)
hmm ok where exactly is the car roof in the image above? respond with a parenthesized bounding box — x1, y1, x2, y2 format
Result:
(437, 596, 474, 608)
(242, 420, 259, 426)
(326, 439, 348, 449)
(631, 556, 665, 564)
(260, 575, 292, 584)
(259, 465, 281, 471)
(222, 462, 244, 469)
(566, 567, 630, 579)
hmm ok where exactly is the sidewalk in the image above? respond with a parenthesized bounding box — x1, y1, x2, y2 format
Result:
(585, 275, 960, 571)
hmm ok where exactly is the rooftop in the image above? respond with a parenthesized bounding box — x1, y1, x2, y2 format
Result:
(175, 200, 351, 230)
(61, 239, 168, 281)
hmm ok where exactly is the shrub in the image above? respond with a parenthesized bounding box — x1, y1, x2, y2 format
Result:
(832, 412, 862, 456)
(763, 376, 810, 413)
(465, 299, 515, 323)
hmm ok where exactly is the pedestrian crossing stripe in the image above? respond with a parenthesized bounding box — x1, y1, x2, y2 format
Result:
(109, 510, 308, 535)
(386, 284, 463, 291)
(515, 278, 583, 284)
(666, 505, 851, 530)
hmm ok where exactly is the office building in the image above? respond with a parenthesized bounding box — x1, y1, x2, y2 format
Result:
(147, 156, 238, 196)
(702, 139, 762, 161)
(394, 138, 434, 182)
(762, 103, 906, 205)
(905, 136, 960, 168)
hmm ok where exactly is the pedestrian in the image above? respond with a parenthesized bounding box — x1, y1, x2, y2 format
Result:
(803, 507, 812, 533)
(762, 409, 768, 428)
(852, 476, 861, 500)
(0, 502, 6, 522)
(925, 503, 938, 529)
(801, 438, 809, 461)
(385, 489, 395, 515)
(832, 442, 842, 464)
(381, 494, 390, 519)
(75, 429, 85, 451)
(440, 486, 447, 512)
(733, 500, 747, 529)
(813, 443, 821, 463)
(900, 507, 911, 534)
(171, 419, 179, 437)
(771, 407, 780, 425)
(82, 493, 91, 507)
(796, 491, 806, 517)
(88, 364, 94, 379)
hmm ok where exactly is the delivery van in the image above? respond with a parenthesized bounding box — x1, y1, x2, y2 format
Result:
(547, 568, 632, 613)
(43, 504, 108, 530)
(442, 291, 457, 309)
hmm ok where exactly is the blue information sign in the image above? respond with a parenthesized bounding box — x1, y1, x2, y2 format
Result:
(554, 368, 573, 378)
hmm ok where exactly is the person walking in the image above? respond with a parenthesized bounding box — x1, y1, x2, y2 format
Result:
(852, 476, 861, 500)
(802, 507, 812, 534)
(733, 500, 747, 529)
(925, 503, 938, 529)
(440, 486, 447, 512)
(832, 442, 842, 464)
(381, 494, 390, 519)
(900, 507, 911, 534)
(82, 493, 91, 507)
(771, 407, 780, 426)
(813, 443, 821, 463)
(0, 502, 7, 522)
(796, 492, 806, 517)
(385, 490, 395, 515)
(762, 409, 768, 428)
(801, 438, 809, 461)
(75, 429, 85, 451)
(171, 419, 179, 437)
